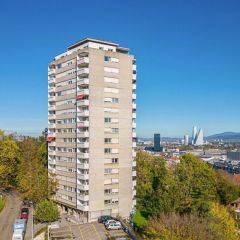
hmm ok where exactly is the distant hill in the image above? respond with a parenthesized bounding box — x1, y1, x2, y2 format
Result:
(207, 132, 240, 141)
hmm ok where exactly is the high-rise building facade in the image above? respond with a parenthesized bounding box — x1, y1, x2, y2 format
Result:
(48, 38, 136, 222)
(192, 126, 204, 146)
(184, 135, 189, 145)
(154, 133, 161, 152)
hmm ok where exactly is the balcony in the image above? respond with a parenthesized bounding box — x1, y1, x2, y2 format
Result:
(77, 184, 89, 191)
(77, 152, 89, 158)
(133, 199, 136, 206)
(132, 84, 136, 90)
(133, 161, 136, 167)
(132, 151, 136, 157)
(133, 180, 136, 187)
(48, 123, 56, 129)
(132, 113, 136, 118)
(49, 159, 56, 165)
(77, 110, 89, 117)
(78, 194, 89, 202)
(132, 122, 136, 128)
(48, 105, 55, 111)
(48, 141, 56, 147)
(48, 96, 56, 102)
(78, 78, 89, 86)
(48, 87, 55, 93)
(132, 103, 137, 109)
(48, 114, 56, 120)
(77, 100, 89, 106)
(132, 93, 136, 99)
(48, 69, 55, 77)
(77, 142, 89, 148)
(77, 89, 89, 96)
(48, 78, 55, 84)
(77, 204, 89, 212)
(77, 131, 89, 138)
(133, 142, 136, 148)
(133, 189, 136, 196)
(132, 65, 137, 71)
(133, 74, 137, 81)
(77, 57, 89, 66)
(77, 173, 89, 180)
(77, 68, 89, 77)
(48, 150, 56, 155)
(77, 163, 89, 169)
(132, 171, 136, 177)
(77, 121, 89, 127)
(133, 132, 136, 138)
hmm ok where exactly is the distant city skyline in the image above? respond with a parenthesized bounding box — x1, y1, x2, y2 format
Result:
(1, 1, 240, 137)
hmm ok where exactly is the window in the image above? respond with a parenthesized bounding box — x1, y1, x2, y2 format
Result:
(112, 98, 119, 103)
(56, 63, 62, 69)
(104, 77, 119, 84)
(104, 87, 119, 93)
(105, 118, 111, 123)
(104, 56, 119, 63)
(104, 200, 111, 205)
(105, 138, 112, 143)
(104, 67, 119, 74)
(104, 189, 111, 194)
(112, 158, 118, 164)
(112, 128, 119, 134)
(104, 168, 112, 174)
(104, 148, 111, 154)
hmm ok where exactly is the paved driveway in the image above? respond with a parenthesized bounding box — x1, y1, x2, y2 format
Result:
(50, 222, 128, 240)
(0, 190, 22, 240)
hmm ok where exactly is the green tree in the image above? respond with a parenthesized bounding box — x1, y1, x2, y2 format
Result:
(136, 152, 180, 218)
(175, 153, 217, 216)
(0, 138, 20, 187)
(215, 170, 240, 205)
(208, 202, 238, 240)
(35, 200, 60, 223)
(17, 138, 57, 203)
(144, 212, 236, 240)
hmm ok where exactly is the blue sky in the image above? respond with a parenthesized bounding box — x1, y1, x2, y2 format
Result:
(0, 0, 240, 137)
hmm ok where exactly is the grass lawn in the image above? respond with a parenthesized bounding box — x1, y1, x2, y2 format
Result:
(0, 195, 5, 213)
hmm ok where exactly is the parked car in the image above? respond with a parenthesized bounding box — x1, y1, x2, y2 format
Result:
(98, 215, 113, 223)
(13, 219, 26, 232)
(106, 222, 122, 230)
(104, 219, 121, 226)
(12, 228, 25, 240)
(20, 212, 28, 220)
(21, 208, 29, 214)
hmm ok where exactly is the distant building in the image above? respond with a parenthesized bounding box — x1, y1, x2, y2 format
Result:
(154, 134, 161, 152)
(184, 135, 189, 145)
(192, 126, 204, 146)
(227, 151, 240, 161)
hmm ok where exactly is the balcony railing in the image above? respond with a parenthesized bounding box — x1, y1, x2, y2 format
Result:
(77, 68, 89, 77)
(77, 110, 89, 117)
(77, 204, 89, 211)
(77, 173, 89, 180)
(48, 87, 56, 93)
(48, 114, 56, 120)
(77, 121, 89, 127)
(77, 100, 89, 106)
(48, 96, 56, 102)
(77, 184, 89, 191)
(77, 163, 89, 169)
(132, 112, 136, 118)
(77, 57, 89, 66)
(77, 152, 89, 158)
(77, 78, 89, 86)
(132, 93, 136, 99)
(77, 194, 89, 201)
(77, 142, 89, 148)
(132, 103, 137, 109)
(77, 131, 89, 138)
(133, 74, 137, 81)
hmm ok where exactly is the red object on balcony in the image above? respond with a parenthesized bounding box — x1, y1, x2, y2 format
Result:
(47, 137, 55, 142)
(76, 94, 85, 100)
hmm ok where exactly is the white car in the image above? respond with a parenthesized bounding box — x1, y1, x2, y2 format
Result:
(106, 222, 122, 230)
(104, 219, 120, 226)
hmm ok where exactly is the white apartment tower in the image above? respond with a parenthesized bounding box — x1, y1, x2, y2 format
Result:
(48, 38, 137, 222)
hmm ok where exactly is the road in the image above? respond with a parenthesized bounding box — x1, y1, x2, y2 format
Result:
(0, 190, 22, 240)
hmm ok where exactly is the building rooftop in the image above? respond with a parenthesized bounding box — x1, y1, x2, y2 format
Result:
(68, 37, 119, 50)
